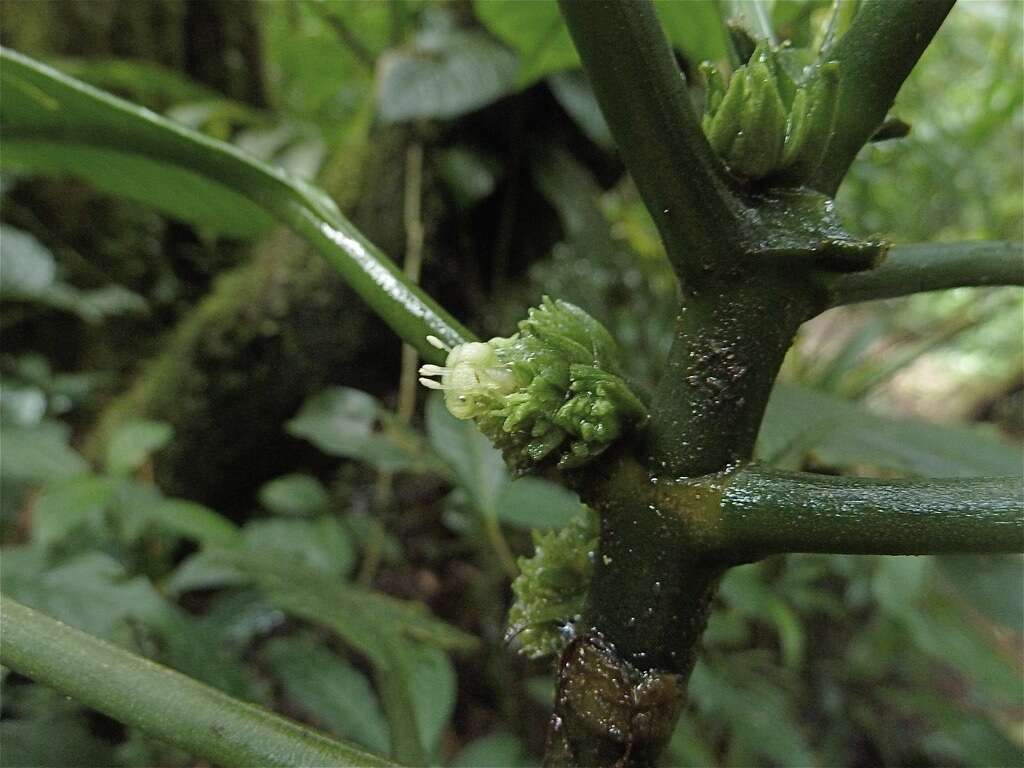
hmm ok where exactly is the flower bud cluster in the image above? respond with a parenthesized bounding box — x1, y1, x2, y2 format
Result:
(702, 43, 840, 184)
(506, 507, 598, 659)
(420, 297, 647, 471)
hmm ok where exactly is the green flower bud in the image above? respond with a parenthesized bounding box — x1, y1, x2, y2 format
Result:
(702, 43, 840, 184)
(506, 507, 598, 659)
(420, 297, 647, 471)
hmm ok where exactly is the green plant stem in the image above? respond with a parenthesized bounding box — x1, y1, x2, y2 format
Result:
(0, 47, 472, 364)
(0, 597, 394, 768)
(811, 0, 957, 195)
(715, 468, 1024, 558)
(557, 0, 747, 281)
(648, 276, 821, 476)
(826, 241, 1024, 305)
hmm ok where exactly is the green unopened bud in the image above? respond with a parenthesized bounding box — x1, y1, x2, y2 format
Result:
(702, 43, 840, 185)
(420, 297, 647, 471)
(506, 507, 598, 659)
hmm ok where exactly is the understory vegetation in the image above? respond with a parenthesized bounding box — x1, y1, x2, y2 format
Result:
(1, 1, 1022, 766)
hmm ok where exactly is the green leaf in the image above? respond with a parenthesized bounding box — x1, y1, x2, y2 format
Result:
(0, 420, 88, 484)
(3, 551, 173, 643)
(935, 554, 1023, 634)
(759, 383, 1022, 476)
(654, 0, 731, 64)
(474, 0, 579, 86)
(288, 388, 448, 476)
(0, 709, 115, 768)
(495, 477, 582, 530)
(547, 72, 613, 148)
(144, 497, 240, 548)
(258, 473, 331, 517)
(32, 474, 120, 548)
(390, 641, 456, 759)
(3, 142, 273, 240)
(243, 517, 356, 577)
(0, 224, 55, 296)
(103, 419, 173, 474)
(377, 14, 518, 122)
(264, 634, 391, 755)
(426, 393, 506, 518)
(452, 733, 530, 768)
(0, 47, 470, 359)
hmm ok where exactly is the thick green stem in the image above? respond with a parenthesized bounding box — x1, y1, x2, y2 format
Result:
(826, 241, 1024, 305)
(648, 276, 822, 476)
(557, 0, 747, 281)
(716, 469, 1024, 558)
(811, 0, 956, 195)
(0, 47, 472, 363)
(0, 597, 393, 768)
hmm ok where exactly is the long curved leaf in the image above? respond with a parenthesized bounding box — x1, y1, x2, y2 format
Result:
(0, 47, 471, 360)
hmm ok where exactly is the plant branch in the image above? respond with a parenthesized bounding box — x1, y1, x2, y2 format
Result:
(714, 469, 1024, 558)
(811, 0, 957, 195)
(0, 597, 394, 768)
(557, 0, 747, 280)
(825, 241, 1024, 305)
(0, 47, 473, 364)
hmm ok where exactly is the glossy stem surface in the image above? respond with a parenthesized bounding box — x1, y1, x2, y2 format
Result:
(827, 241, 1024, 305)
(0, 47, 472, 363)
(811, 0, 956, 195)
(718, 469, 1024, 557)
(557, 0, 746, 282)
(0, 597, 393, 768)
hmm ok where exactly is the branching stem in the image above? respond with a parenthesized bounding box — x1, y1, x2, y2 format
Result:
(826, 241, 1024, 305)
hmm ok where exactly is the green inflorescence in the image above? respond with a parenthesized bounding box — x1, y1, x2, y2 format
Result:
(702, 42, 839, 184)
(420, 297, 647, 471)
(506, 507, 599, 659)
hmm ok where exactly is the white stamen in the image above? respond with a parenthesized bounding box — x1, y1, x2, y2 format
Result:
(419, 364, 447, 377)
(426, 335, 450, 351)
(419, 377, 444, 390)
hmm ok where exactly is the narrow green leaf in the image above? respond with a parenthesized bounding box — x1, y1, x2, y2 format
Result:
(0, 47, 471, 359)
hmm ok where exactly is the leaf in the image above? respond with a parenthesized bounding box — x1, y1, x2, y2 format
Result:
(399, 642, 456, 758)
(3, 142, 273, 240)
(426, 393, 506, 518)
(474, 0, 579, 86)
(288, 388, 448, 476)
(0, 420, 89, 484)
(495, 477, 582, 530)
(144, 497, 240, 548)
(759, 383, 1022, 476)
(32, 474, 120, 548)
(264, 634, 391, 755)
(243, 517, 356, 577)
(0, 224, 55, 296)
(377, 13, 518, 122)
(935, 554, 1024, 634)
(0, 48, 468, 359)
(103, 419, 173, 474)
(452, 733, 530, 768)
(258, 473, 331, 516)
(547, 72, 613, 149)
(0, 711, 115, 768)
(654, 0, 732, 64)
(3, 551, 173, 643)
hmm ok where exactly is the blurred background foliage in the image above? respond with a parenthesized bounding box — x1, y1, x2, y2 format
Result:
(0, 1, 1021, 766)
